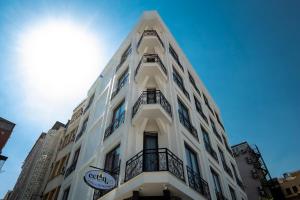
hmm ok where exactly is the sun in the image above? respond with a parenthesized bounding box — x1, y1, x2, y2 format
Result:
(17, 19, 103, 121)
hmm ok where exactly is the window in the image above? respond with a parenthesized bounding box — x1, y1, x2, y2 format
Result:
(169, 44, 183, 71)
(194, 96, 208, 123)
(112, 100, 125, 123)
(84, 93, 95, 112)
(116, 45, 132, 71)
(215, 111, 225, 130)
(173, 68, 190, 99)
(286, 188, 292, 195)
(231, 163, 239, 181)
(202, 127, 218, 161)
(185, 145, 200, 174)
(229, 186, 237, 200)
(70, 147, 80, 170)
(222, 135, 232, 154)
(178, 99, 197, 137)
(105, 145, 120, 172)
(203, 94, 214, 114)
(76, 118, 89, 141)
(210, 118, 222, 142)
(211, 169, 224, 199)
(188, 71, 200, 95)
(62, 186, 70, 200)
(117, 68, 129, 89)
(218, 147, 233, 177)
(292, 186, 298, 193)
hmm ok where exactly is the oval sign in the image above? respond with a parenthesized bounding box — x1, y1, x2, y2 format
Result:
(84, 170, 116, 190)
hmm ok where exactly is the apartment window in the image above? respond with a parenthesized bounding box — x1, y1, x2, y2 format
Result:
(211, 169, 224, 199)
(185, 145, 200, 174)
(116, 45, 132, 71)
(62, 186, 70, 200)
(203, 94, 214, 114)
(231, 163, 239, 181)
(286, 188, 292, 195)
(118, 68, 129, 89)
(194, 96, 208, 123)
(173, 67, 189, 99)
(178, 99, 197, 138)
(169, 44, 183, 71)
(210, 118, 222, 142)
(202, 127, 218, 161)
(112, 100, 125, 124)
(76, 118, 89, 141)
(188, 71, 200, 95)
(84, 93, 95, 112)
(229, 186, 237, 200)
(215, 111, 225, 130)
(292, 186, 298, 193)
(105, 145, 120, 172)
(222, 135, 232, 154)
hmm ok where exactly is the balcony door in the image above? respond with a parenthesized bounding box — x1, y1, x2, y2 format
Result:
(143, 132, 158, 171)
(146, 88, 156, 104)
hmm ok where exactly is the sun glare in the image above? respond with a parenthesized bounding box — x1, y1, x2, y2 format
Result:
(18, 19, 103, 121)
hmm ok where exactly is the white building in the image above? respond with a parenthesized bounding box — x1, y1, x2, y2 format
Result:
(48, 11, 247, 200)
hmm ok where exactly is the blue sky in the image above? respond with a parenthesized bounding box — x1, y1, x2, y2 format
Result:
(0, 0, 299, 197)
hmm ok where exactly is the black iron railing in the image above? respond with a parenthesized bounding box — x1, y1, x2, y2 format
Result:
(135, 54, 167, 77)
(132, 90, 172, 119)
(64, 162, 77, 178)
(104, 111, 125, 140)
(137, 30, 164, 50)
(124, 148, 185, 182)
(187, 166, 211, 199)
(205, 144, 219, 162)
(178, 111, 198, 139)
(111, 74, 129, 100)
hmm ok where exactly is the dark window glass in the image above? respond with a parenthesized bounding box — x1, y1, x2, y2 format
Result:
(84, 93, 95, 112)
(62, 186, 70, 200)
(173, 68, 184, 88)
(76, 118, 89, 141)
(143, 132, 158, 171)
(185, 145, 200, 174)
(231, 163, 239, 180)
(229, 186, 237, 200)
(104, 145, 120, 172)
(178, 99, 190, 122)
(202, 127, 212, 150)
(120, 45, 132, 64)
(72, 148, 80, 167)
(203, 94, 213, 113)
(188, 71, 200, 95)
(112, 101, 125, 122)
(218, 148, 226, 166)
(117, 68, 129, 89)
(211, 169, 223, 195)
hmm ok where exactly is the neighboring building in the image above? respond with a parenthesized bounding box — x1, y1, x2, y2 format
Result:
(41, 100, 85, 200)
(0, 117, 15, 171)
(8, 122, 65, 200)
(232, 142, 272, 200)
(271, 171, 300, 200)
(3, 190, 12, 200)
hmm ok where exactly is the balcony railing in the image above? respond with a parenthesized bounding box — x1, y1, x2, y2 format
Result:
(124, 148, 185, 182)
(178, 111, 198, 139)
(187, 166, 211, 199)
(111, 75, 129, 100)
(132, 90, 172, 119)
(205, 144, 219, 162)
(64, 162, 77, 178)
(216, 191, 228, 200)
(104, 111, 125, 140)
(135, 54, 167, 77)
(137, 30, 164, 50)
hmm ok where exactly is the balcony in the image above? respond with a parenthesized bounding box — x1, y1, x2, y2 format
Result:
(104, 111, 125, 140)
(124, 148, 185, 182)
(178, 112, 198, 139)
(132, 90, 172, 125)
(187, 166, 211, 199)
(135, 54, 168, 85)
(137, 30, 164, 54)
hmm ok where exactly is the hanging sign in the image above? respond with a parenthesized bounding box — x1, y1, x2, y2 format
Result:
(84, 169, 116, 190)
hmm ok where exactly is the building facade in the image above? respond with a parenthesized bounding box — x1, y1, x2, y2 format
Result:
(8, 122, 65, 200)
(52, 11, 247, 200)
(231, 142, 272, 200)
(271, 171, 300, 200)
(0, 117, 15, 171)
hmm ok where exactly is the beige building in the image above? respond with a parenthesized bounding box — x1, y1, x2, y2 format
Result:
(276, 171, 300, 200)
(8, 122, 66, 200)
(231, 142, 272, 200)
